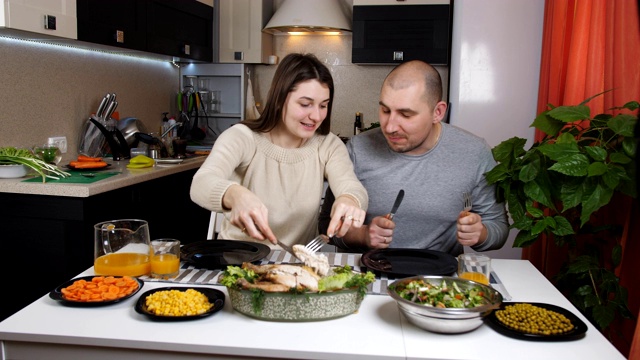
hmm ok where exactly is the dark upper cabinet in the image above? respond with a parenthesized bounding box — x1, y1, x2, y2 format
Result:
(146, 0, 213, 62)
(77, 0, 147, 51)
(76, 0, 213, 62)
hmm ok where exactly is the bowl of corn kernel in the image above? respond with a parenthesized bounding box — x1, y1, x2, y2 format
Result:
(135, 287, 225, 321)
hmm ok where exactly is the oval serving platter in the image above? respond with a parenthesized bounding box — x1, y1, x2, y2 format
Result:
(135, 287, 225, 321)
(487, 302, 588, 341)
(49, 275, 143, 307)
(227, 286, 364, 322)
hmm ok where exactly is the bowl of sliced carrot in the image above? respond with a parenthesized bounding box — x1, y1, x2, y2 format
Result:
(49, 275, 143, 307)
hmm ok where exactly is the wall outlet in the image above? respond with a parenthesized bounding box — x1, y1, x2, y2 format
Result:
(48, 136, 68, 153)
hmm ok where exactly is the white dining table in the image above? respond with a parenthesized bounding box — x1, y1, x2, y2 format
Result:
(0, 257, 626, 360)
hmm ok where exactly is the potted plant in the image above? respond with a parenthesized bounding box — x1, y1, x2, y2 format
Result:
(485, 93, 638, 332)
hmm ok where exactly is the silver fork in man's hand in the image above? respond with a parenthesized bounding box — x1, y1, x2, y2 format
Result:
(462, 192, 472, 215)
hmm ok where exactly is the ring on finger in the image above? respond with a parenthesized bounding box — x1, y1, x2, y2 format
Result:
(241, 227, 247, 233)
(347, 215, 354, 221)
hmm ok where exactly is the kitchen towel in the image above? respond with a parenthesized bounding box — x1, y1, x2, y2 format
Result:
(244, 77, 261, 120)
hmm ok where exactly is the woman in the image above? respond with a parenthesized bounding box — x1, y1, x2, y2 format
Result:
(190, 53, 368, 249)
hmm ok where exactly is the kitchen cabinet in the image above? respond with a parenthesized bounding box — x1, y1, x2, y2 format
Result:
(76, 0, 213, 62)
(0, 168, 210, 322)
(146, 0, 214, 62)
(76, 0, 146, 51)
(217, 0, 273, 64)
(0, 0, 77, 39)
(181, 63, 246, 139)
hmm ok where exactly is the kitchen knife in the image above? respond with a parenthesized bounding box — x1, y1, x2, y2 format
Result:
(386, 189, 405, 221)
(103, 100, 118, 122)
(99, 93, 114, 120)
(95, 95, 109, 120)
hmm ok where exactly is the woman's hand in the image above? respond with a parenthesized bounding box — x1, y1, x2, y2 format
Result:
(223, 185, 277, 244)
(326, 195, 366, 238)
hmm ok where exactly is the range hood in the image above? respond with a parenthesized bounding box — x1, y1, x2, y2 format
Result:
(263, 0, 351, 35)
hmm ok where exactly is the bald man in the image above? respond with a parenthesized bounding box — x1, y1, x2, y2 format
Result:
(320, 60, 509, 256)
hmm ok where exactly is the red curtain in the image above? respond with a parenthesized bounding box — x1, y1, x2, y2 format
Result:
(527, 0, 640, 357)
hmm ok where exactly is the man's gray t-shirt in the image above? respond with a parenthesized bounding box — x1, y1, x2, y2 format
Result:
(320, 123, 509, 256)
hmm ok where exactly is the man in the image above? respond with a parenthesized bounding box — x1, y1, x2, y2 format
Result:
(320, 60, 509, 256)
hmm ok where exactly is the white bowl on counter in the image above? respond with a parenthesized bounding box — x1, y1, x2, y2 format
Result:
(0, 164, 28, 178)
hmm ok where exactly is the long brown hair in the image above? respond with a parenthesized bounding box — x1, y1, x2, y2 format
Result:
(240, 53, 334, 135)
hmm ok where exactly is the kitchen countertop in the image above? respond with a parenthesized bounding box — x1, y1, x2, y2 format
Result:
(0, 156, 206, 198)
(0, 258, 625, 360)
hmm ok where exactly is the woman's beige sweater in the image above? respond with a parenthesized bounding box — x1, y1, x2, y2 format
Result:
(190, 124, 368, 249)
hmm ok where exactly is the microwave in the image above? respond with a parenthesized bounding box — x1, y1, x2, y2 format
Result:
(352, 1, 453, 65)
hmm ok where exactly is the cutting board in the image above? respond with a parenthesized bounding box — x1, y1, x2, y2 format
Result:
(22, 171, 120, 183)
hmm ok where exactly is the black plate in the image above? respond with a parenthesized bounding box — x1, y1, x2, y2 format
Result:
(181, 240, 271, 269)
(135, 287, 225, 321)
(49, 275, 143, 307)
(361, 248, 457, 277)
(487, 302, 588, 340)
(65, 163, 112, 171)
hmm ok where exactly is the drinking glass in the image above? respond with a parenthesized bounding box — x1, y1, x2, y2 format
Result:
(150, 239, 181, 279)
(198, 78, 210, 91)
(210, 90, 221, 113)
(33, 144, 62, 165)
(172, 138, 188, 159)
(94, 219, 151, 277)
(457, 253, 491, 285)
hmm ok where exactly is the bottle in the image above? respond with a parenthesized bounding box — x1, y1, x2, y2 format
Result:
(164, 117, 177, 157)
(168, 117, 177, 138)
(161, 112, 169, 132)
(354, 112, 363, 135)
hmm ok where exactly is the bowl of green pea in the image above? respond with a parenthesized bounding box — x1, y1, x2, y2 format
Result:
(388, 276, 503, 333)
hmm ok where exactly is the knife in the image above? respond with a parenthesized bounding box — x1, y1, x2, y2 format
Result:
(95, 95, 109, 120)
(386, 189, 405, 221)
(103, 100, 118, 122)
(276, 240, 299, 261)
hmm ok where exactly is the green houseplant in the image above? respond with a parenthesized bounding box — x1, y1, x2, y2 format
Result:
(485, 93, 638, 332)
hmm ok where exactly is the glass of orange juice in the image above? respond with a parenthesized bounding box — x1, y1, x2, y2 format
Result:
(150, 239, 181, 279)
(94, 219, 151, 277)
(457, 253, 491, 285)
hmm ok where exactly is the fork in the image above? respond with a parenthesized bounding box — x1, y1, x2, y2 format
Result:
(463, 192, 472, 214)
(304, 235, 327, 254)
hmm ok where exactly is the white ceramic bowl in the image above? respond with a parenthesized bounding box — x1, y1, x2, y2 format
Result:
(388, 276, 503, 333)
(0, 164, 28, 178)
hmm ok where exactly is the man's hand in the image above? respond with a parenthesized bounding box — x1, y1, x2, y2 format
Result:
(456, 212, 487, 247)
(366, 215, 396, 248)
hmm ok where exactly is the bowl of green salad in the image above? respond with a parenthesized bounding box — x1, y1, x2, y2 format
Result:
(388, 276, 503, 333)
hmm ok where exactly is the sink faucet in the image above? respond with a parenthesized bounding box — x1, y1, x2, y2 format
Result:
(161, 122, 182, 139)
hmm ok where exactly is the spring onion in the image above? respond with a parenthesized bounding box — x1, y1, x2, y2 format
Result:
(0, 146, 71, 183)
